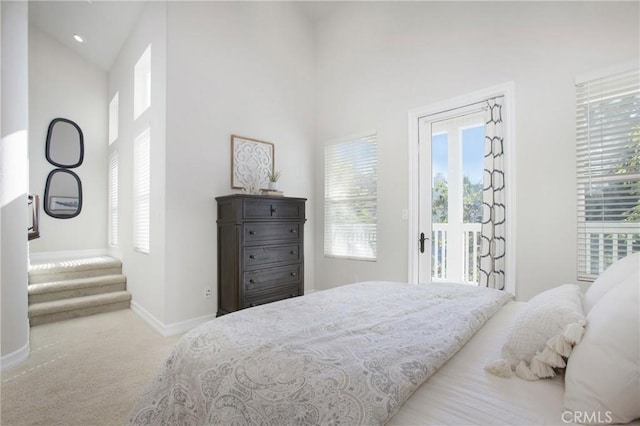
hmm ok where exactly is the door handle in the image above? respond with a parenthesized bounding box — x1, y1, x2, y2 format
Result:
(419, 232, 428, 253)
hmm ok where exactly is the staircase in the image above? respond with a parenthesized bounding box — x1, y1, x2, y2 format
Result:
(28, 256, 132, 326)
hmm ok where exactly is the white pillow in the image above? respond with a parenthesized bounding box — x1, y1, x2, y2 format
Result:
(486, 284, 586, 380)
(564, 274, 640, 424)
(583, 252, 640, 314)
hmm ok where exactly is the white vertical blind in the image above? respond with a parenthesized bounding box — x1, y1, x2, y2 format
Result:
(324, 133, 377, 260)
(134, 128, 151, 254)
(576, 68, 640, 280)
(108, 151, 119, 247)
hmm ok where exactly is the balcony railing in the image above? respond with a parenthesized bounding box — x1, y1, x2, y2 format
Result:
(432, 223, 482, 284)
(580, 221, 640, 278)
(432, 221, 639, 283)
(326, 223, 377, 260)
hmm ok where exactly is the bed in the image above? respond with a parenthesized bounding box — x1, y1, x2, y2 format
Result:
(127, 253, 640, 425)
(387, 300, 567, 425)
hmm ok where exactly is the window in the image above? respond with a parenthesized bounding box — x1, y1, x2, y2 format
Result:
(324, 133, 377, 260)
(134, 128, 151, 254)
(108, 151, 119, 246)
(134, 45, 151, 119)
(108, 92, 119, 145)
(576, 67, 640, 280)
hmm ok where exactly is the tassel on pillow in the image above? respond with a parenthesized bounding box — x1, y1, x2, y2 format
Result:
(536, 347, 566, 369)
(530, 356, 556, 379)
(484, 359, 513, 378)
(547, 334, 573, 357)
(563, 320, 586, 345)
(515, 361, 539, 381)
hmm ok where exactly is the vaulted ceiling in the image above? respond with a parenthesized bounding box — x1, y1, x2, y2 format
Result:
(28, 1, 339, 72)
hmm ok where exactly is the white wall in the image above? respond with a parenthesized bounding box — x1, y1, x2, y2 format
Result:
(28, 27, 108, 255)
(108, 2, 168, 325)
(313, 2, 640, 301)
(1, 0, 30, 370)
(163, 2, 315, 324)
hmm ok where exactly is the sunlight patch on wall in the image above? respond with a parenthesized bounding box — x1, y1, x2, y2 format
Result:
(133, 45, 151, 120)
(1, 130, 28, 208)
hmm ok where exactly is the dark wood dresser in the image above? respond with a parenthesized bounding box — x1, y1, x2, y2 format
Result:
(216, 194, 306, 316)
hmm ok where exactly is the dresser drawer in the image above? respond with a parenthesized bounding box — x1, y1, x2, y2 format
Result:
(244, 222, 300, 244)
(243, 244, 301, 268)
(243, 198, 304, 220)
(244, 284, 300, 308)
(243, 264, 301, 295)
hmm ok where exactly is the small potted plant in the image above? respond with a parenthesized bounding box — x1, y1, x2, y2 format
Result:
(267, 170, 281, 191)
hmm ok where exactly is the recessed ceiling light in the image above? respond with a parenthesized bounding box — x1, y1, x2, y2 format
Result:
(73, 34, 84, 43)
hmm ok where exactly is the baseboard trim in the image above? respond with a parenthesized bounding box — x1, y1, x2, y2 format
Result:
(29, 249, 109, 264)
(163, 312, 216, 337)
(1, 340, 30, 372)
(106, 248, 122, 261)
(130, 301, 215, 337)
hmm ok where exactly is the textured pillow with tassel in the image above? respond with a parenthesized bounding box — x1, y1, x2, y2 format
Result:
(486, 284, 585, 380)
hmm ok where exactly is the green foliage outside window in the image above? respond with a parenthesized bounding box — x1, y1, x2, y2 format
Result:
(432, 176, 483, 224)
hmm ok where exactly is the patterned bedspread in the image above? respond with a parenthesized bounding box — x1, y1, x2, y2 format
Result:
(127, 281, 512, 425)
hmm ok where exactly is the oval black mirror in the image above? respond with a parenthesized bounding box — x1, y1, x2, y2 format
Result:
(45, 118, 84, 168)
(44, 169, 83, 219)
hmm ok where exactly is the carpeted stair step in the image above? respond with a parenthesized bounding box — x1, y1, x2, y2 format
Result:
(28, 274, 127, 304)
(28, 291, 132, 326)
(28, 256, 123, 284)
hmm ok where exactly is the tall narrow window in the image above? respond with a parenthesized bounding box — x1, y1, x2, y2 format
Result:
(134, 128, 151, 254)
(576, 67, 640, 280)
(108, 151, 119, 246)
(134, 45, 151, 119)
(108, 92, 119, 145)
(324, 133, 378, 260)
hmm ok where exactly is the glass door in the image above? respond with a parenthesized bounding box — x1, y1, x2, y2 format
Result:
(418, 109, 485, 284)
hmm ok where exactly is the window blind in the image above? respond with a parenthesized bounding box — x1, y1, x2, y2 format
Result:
(108, 151, 119, 247)
(576, 68, 640, 280)
(324, 133, 377, 260)
(134, 128, 150, 254)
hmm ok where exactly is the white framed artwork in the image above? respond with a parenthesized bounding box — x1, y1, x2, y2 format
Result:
(231, 135, 274, 191)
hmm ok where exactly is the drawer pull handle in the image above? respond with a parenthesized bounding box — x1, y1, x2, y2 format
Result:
(290, 251, 296, 255)
(249, 279, 255, 284)
(271, 206, 278, 215)
(290, 272, 297, 277)
(249, 230, 256, 235)
(290, 229, 297, 233)
(249, 255, 256, 259)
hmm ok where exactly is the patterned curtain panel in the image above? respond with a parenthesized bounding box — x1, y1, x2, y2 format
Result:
(480, 97, 506, 289)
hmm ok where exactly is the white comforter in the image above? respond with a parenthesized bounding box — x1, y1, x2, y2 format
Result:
(127, 281, 512, 425)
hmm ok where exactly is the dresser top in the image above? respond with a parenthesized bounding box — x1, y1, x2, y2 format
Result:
(215, 194, 307, 202)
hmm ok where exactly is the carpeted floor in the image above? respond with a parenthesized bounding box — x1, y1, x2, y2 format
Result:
(1, 309, 182, 426)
